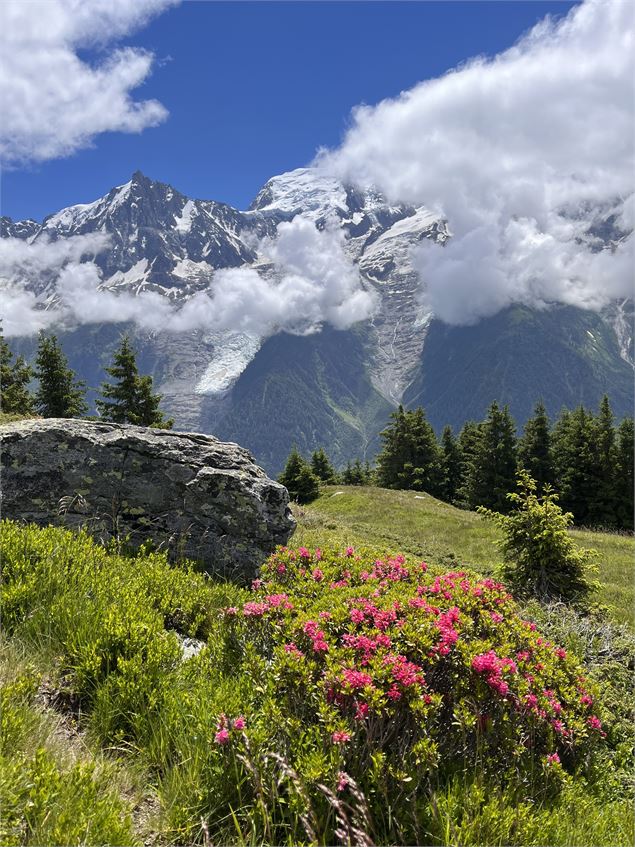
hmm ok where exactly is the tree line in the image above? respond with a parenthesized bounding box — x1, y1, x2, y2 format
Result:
(281, 399, 633, 530)
(0, 332, 172, 428)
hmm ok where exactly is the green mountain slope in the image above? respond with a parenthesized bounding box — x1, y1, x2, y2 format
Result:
(404, 305, 634, 431)
(205, 326, 393, 475)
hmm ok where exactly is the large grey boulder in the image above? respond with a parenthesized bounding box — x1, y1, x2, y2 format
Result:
(0, 419, 295, 579)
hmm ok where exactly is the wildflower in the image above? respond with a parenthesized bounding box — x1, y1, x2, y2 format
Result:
(298, 547, 311, 559)
(312, 568, 323, 581)
(214, 728, 230, 745)
(315, 548, 323, 560)
(554, 647, 567, 659)
(580, 693, 593, 707)
(346, 546, 354, 557)
(224, 606, 238, 616)
(337, 772, 349, 792)
(355, 702, 370, 720)
(233, 717, 246, 730)
(332, 730, 351, 744)
(490, 612, 504, 623)
(546, 752, 560, 765)
(587, 715, 602, 730)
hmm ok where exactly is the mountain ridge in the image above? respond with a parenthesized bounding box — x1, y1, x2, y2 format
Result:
(2, 168, 632, 473)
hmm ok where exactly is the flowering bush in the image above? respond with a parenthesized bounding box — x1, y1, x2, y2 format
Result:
(209, 545, 609, 840)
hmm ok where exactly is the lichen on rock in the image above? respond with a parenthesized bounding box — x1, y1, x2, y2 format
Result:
(0, 419, 295, 579)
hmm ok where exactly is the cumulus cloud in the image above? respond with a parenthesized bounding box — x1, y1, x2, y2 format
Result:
(0, 0, 178, 165)
(0, 217, 377, 337)
(316, 0, 634, 325)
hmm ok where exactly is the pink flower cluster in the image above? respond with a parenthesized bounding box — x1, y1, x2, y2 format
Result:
(214, 714, 246, 744)
(471, 651, 517, 696)
(303, 620, 329, 653)
(434, 606, 460, 655)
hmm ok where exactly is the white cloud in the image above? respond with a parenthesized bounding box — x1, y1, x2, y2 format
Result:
(0, 0, 179, 165)
(0, 217, 377, 337)
(317, 0, 634, 325)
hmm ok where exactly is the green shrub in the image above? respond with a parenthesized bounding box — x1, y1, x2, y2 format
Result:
(0, 666, 135, 846)
(164, 544, 611, 844)
(479, 470, 599, 603)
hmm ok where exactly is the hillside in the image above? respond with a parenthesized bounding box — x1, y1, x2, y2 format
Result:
(1, 484, 633, 846)
(292, 485, 635, 626)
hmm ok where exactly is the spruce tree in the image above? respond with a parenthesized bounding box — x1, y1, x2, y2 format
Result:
(34, 333, 87, 418)
(615, 417, 634, 531)
(465, 402, 517, 512)
(377, 405, 442, 494)
(440, 425, 464, 503)
(97, 336, 172, 428)
(518, 400, 553, 492)
(279, 448, 320, 503)
(588, 396, 617, 527)
(456, 421, 482, 506)
(0, 333, 35, 415)
(311, 447, 337, 483)
(551, 406, 595, 525)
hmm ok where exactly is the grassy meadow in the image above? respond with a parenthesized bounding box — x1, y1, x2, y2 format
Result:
(1, 484, 633, 846)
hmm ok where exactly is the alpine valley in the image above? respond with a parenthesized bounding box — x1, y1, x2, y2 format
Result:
(2, 168, 633, 474)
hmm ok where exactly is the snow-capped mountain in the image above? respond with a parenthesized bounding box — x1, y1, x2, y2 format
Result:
(2, 169, 632, 474)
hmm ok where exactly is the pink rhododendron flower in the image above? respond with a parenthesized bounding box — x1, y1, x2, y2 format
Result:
(315, 548, 323, 560)
(233, 717, 246, 730)
(332, 730, 351, 744)
(298, 547, 311, 559)
(337, 772, 349, 792)
(580, 693, 593, 706)
(346, 547, 354, 557)
(225, 607, 238, 616)
(555, 648, 567, 659)
(547, 752, 560, 765)
(587, 715, 602, 730)
(214, 729, 230, 745)
(490, 612, 504, 623)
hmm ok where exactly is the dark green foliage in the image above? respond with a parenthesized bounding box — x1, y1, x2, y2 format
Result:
(279, 448, 320, 503)
(614, 418, 634, 531)
(464, 402, 517, 513)
(440, 425, 463, 503)
(552, 406, 599, 526)
(588, 396, 618, 527)
(480, 470, 599, 604)
(96, 335, 172, 428)
(0, 333, 35, 416)
(342, 458, 374, 485)
(377, 405, 443, 494)
(34, 333, 87, 418)
(404, 304, 634, 435)
(310, 447, 337, 483)
(518, 400, 553, 491)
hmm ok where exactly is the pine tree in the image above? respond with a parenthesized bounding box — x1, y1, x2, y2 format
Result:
(465, 402, 517, 512)
(456, 421, 482, 506)
(551, 406, 596, 525)
(614, 417, 634, 531)
(479, 470, 598, 603)
(279, 448, 320, 503)
(97, 336, 172, 428)
(34, 333, 87, 418)
(588, 396, 617, 527)
(311, 448, 337, 483)
(440, 425, 463, 503)
(0, 332, 35, 415)
(518, 400, 553, 492)
(377, 405, 442, 494)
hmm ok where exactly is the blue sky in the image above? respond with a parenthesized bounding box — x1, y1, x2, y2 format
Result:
(3, 1, 578, 223)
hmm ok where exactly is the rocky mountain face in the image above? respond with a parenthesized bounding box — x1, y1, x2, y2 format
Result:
(2, 169, 633, 474)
